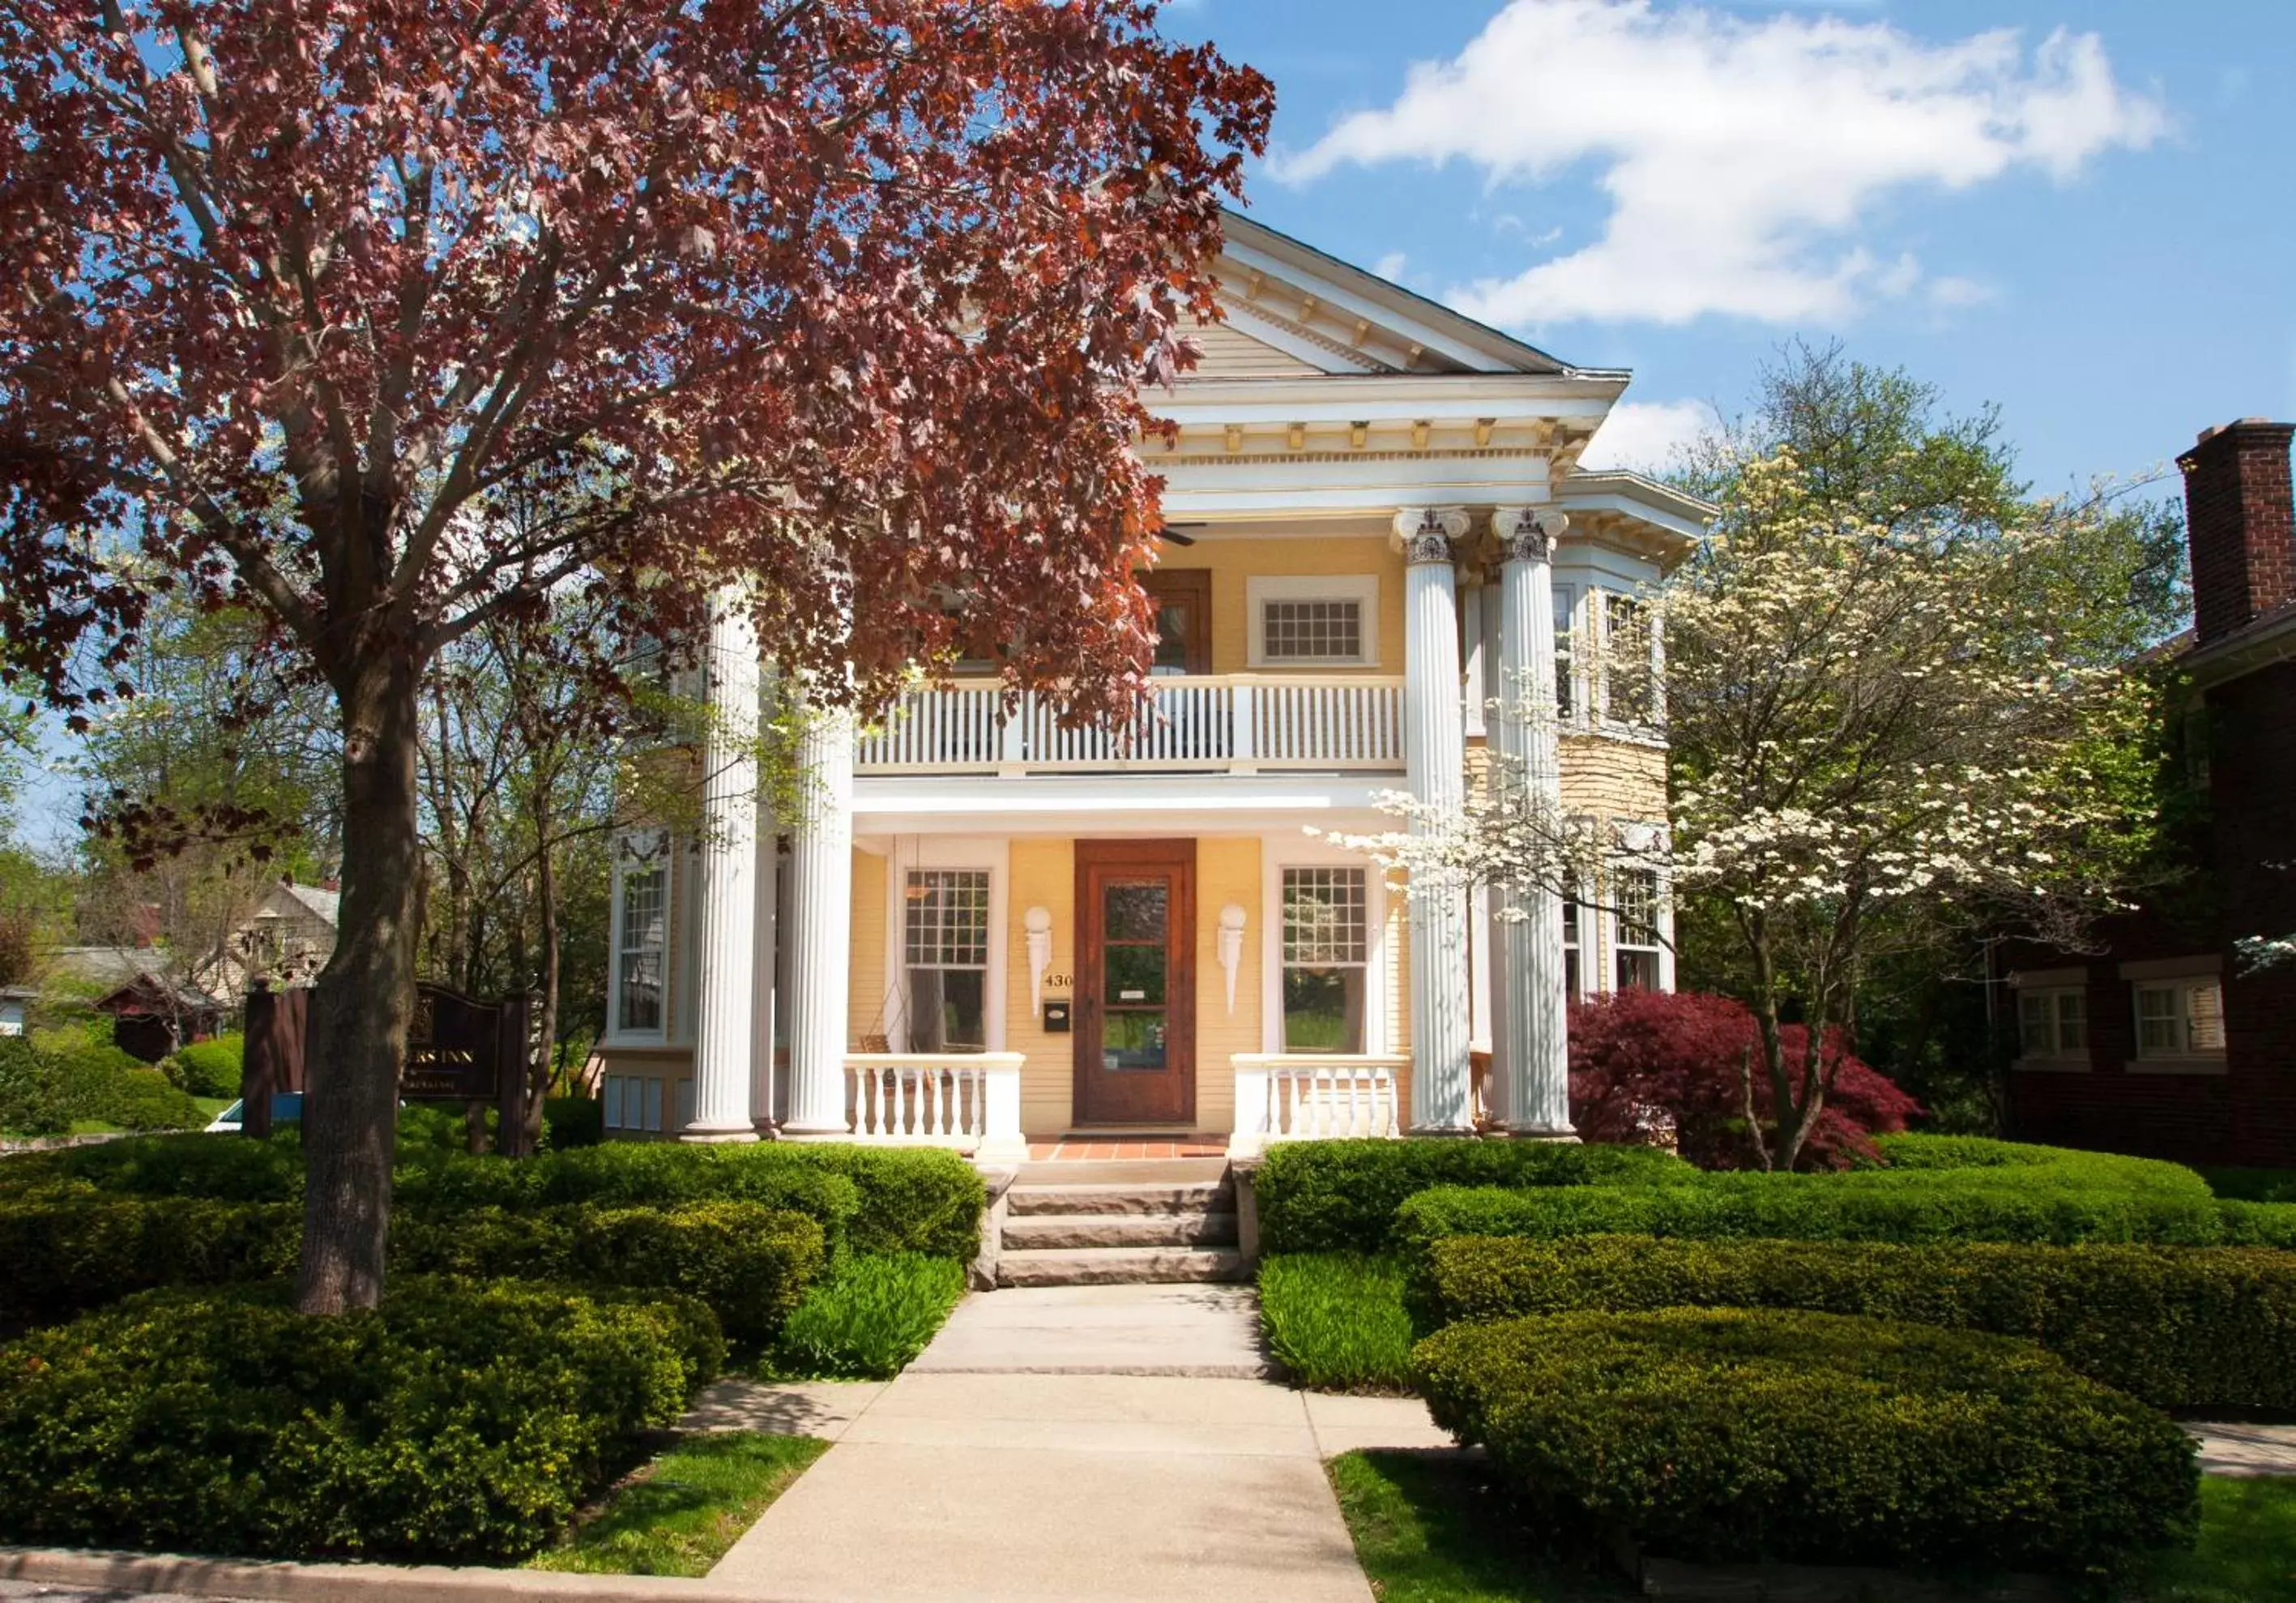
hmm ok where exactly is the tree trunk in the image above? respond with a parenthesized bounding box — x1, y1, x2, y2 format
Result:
(298, 653, 424, 1314)
(524, 824, 560, 1151)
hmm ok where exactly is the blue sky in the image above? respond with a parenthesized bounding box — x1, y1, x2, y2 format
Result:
(1163, 0, 2296, 497)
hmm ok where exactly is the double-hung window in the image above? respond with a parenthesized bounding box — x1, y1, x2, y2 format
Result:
(613, 836, 669, 1037)
(1612, 867, 1662, 991)
(1553, 587, 1577, 720)
(2017, 989, 2088, 1058)
(1282, 868, 1369, 1053)
(2135, 978, 2226, 1060)
(1562, 895, 1582, 998)
(905, 870, 990, 1052)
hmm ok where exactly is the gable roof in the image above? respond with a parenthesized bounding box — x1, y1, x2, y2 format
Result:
(1191, 210, 1584, 383)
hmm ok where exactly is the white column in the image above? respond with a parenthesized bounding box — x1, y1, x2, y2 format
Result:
(1397, 507, 1475, 1134)
(780, 684, 856, 1139)
(683, 586, 762, 1143)
(1492, 507, 1576, 1137)
(749, 778, 779, 1134)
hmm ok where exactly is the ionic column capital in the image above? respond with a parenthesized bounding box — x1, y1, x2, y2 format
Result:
(1492, 506, 1570, 565)
(1392, 505, 1472, 565)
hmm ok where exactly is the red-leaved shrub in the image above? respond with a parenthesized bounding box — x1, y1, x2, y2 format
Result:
(1567, 990, 1922, 1170)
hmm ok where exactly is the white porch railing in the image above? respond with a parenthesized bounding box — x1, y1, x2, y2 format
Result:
(1229, 1054, 1411, 1156)
(855, 675, 1404, 776)
(843, 1052, 1026, 1161)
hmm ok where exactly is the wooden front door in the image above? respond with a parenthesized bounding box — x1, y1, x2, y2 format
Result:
(1073, 839, 1197, 1126)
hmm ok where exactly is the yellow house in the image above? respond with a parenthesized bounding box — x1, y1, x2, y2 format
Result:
(594, 213, 1704, 1173)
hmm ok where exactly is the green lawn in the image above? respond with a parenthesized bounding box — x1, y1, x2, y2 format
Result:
(1260, 1253, 1416, 1392)
(1329, 1451, 2296, 1602)
(527, 1431, 828, 1577)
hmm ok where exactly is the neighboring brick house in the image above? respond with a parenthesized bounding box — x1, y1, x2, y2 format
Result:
(2004, 418, 2296, 1165)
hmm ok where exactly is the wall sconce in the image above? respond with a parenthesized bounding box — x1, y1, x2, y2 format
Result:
(1025, 906, 1053, 1015)
(1218, 903, 1247, 1016)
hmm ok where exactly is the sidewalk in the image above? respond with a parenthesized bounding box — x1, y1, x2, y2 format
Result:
(706, 1285, 1441, 1603)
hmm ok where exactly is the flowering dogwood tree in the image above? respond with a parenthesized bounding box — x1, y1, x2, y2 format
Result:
(0, 0, 1270, 1309)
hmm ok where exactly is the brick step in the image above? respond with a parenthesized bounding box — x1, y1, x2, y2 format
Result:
(1005, 1180, 1234, 1217)
(1001, 1211, 1239, 1250)
(995, 1246, 1249, 1288)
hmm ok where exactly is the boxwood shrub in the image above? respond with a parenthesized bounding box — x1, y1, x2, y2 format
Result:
(1414, 1307, 2199, 1577)
(1412, 1233, 2296, 1412)
(0, 1279, 723, 1563)
(1397, 1169, 2237, 1252)
(1253, 1137, 1694, 1254)
(393, 1201, 825, 1344)
(0, 1195, 300, 1331)
(165, 1033, 244, 1098)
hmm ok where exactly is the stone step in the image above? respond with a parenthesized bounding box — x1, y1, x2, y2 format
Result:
(1005, 1180, 1234, 1218)
(995, 1246, 1249, 1288)
(1001, 1210, 1239, 1250)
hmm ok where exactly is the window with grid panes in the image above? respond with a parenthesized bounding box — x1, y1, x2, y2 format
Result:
(1261, 599, 1366, 665)
(1613, 867, 1662, 991)
(1603, 593, 1655, 723)
(2135, 978, 2225, 1059)
(2017, 989, 2087, 1057)
(1562, 895, 1581, 996)
(1553, 588, 1577, 718)
(905, 870, 990, 1051)
(1282, 867, 1368, 1052)
(616, 860, 666, 1034)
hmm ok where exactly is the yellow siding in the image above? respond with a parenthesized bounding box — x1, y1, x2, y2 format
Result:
(848, 849, 889, 1049)
(1558, 733, 1667, 823)
(1192, 836, 1261, 1136)
(1151, 533, 1406, 675)
(1005, 838, 1077, 1134)
(1184, 319, 1323, 380)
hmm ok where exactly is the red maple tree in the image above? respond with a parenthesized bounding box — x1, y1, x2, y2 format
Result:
(0, 0, 1270, 1310)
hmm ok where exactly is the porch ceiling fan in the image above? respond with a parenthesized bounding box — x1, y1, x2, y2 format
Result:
(1153, 522, 1205, 547)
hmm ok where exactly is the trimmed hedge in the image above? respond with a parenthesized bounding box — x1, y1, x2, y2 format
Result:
(8, 1132, 988, 1264)
(0, 1280, 722, 1563)
(1397, 1169, 2244, 1252)
(393, 1201, 825, 1344)
(0, 1038, 206, 1135)
(543, 1095, 604, 1150)
(166, 1032, 244, 1098)
(0, 1195, 300, 1329)
(1253, 1137, 1694, 1255)
(1415, 1308, 2199, 1576)
(1411, 1233, 2296, 1412)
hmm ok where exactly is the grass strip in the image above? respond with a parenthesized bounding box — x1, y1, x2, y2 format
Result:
(1260, 1252, 1416, 1392)
(1329, 1451, 2296, 1602)
(528, 1431, 828, 1577)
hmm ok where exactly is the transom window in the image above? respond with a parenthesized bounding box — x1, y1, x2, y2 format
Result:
(905, 870, 990, 1051)
(1282, 867, 1368, 1053)
(2136, 979, 2225, 1058)
(2018, 988, 2088, 1058)
(1613, 867, 1662, 992)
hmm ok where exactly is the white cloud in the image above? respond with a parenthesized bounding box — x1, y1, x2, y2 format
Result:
(1581, 398, 1718, 472)
(1274, 0, 2166, 327)
(1373, 250, 1411, 282)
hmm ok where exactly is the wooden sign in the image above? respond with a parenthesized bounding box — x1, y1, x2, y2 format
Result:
(403, 984, 504, 1100)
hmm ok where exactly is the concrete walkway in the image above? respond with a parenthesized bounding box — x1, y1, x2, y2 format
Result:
(705, 1285, 1440, 1603)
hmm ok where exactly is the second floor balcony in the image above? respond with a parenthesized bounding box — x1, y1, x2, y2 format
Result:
(855, 673, 1405, 776)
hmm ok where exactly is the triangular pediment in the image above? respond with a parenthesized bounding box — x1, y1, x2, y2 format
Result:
(1180, 210, 1570, 383)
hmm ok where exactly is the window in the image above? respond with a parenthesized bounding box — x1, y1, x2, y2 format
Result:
(1562, 895, 1581, 997)
(1248, 575, 1380, 666)
(613, 839, 669, 1037)
(1282, 867, 1368, 1053)
(1613, 867, 1662, 991)
(1553, 587, 1577, 719)
(1603, 593, 1656, 724)
(2017, 989, 2088, 1058)
(905, 870, 990, 1052)
(2136, 979, 2226, 1058)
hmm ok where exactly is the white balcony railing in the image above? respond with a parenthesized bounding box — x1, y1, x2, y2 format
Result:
(1229, 1054, 1410, 1156)
(843, 1051, 1026, 1161)
(855, 675, 1404, 776)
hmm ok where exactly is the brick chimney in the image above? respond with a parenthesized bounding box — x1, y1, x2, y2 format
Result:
(2179, 418, 2296, 646)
